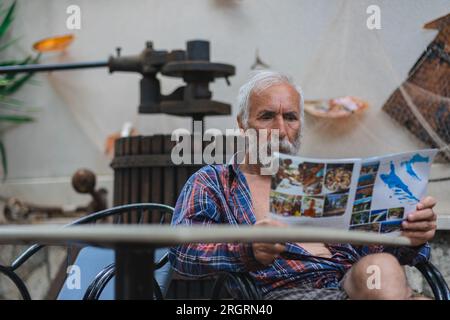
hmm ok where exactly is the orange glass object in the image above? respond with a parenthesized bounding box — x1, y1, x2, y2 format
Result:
(33, 34, 74, 52)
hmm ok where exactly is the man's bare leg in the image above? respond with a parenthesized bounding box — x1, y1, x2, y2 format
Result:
(342, 253, 414, 300)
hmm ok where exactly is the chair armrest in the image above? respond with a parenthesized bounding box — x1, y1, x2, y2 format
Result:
(415, 261, 450, 300)
(211, 272, 263, 300)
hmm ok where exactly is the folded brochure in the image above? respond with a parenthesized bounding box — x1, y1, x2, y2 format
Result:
(270, 148, 438, 235)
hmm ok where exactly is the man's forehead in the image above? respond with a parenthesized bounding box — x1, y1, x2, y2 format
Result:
(249, 84, 300, 110)
(255, 104, 299, 111)
(250, 98, 300, 113)
(252, 83, 299, 98)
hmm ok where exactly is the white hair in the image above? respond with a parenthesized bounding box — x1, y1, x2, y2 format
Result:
(236, 70, 304, 136)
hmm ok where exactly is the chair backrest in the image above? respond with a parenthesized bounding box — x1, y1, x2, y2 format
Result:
(57, 247, 172, 300)
(57, 247, 114, 300)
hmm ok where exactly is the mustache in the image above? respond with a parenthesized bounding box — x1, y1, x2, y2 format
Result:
(252, 137, 301, 164)
(270, 136, 301, 155)
(245, 130, 302, 163)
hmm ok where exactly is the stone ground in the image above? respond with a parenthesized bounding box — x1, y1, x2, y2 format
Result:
(406, 231, 450, 297)
(0, 245, 67, 299)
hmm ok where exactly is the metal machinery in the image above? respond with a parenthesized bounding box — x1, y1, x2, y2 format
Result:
(0, 40, 236, 220)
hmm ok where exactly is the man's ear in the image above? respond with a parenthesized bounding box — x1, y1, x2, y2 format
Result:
(237, 115, 244, 130)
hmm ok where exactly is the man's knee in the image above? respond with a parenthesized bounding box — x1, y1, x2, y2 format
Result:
(343, 253, 411, 299)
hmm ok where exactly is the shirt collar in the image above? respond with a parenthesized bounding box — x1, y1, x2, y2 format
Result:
(226, 151, 247, 188)
(227, 151, 245, 174)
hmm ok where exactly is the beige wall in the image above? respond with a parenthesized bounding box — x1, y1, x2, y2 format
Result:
(1, 0, 449, 215)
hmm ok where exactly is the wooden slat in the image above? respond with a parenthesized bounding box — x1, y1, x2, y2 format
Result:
(122, 137, 131, 223)
(113, 138, 123, 206)
(113, 138, 124, 224)
(150, 135, 163, 223)
(140, 136, 152, 224)
(130, 136, 142, 223)
(111, 133, 236, 224)
(163, 135, 176, 223)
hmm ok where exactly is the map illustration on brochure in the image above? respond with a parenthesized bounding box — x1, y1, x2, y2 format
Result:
(269, 148, 438, 235)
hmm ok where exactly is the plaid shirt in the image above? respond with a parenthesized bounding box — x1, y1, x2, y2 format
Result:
(169, 162, 430, 295)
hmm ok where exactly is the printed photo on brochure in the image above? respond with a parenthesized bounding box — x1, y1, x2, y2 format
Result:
(269, 148, 438, 235)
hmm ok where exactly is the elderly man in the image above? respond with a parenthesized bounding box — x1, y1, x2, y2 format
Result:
(169, 70, 437, 300)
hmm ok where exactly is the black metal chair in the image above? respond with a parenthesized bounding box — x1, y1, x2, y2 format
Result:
(210, 262, 450, 300)
(211, 272, 263, 300)
(415, 261, 450, 300)
(1, 202, 449, 300)
(82, 246, 171, 300)
(85, 234, 450, 300)
(0, 203, 174, 300)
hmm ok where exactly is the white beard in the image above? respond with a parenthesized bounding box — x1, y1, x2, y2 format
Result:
(245, 129, 302, 167)
(276, 136, 301, 155)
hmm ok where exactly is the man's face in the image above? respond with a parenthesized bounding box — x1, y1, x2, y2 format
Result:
(239, 83, 302, 155)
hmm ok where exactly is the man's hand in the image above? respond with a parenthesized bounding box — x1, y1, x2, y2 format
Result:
(402, 196, 437, 247)
(252, 219, 287, 266)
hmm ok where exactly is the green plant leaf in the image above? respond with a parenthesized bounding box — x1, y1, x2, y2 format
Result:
(0, 114, 33, 122)
(0, 139, 7, 179)
(0, 102, 39, 113)
(0, 78, 11, 86)
(0, 58, 26, 66)
(0, 54, 40, 94)
(0, 56, 32, 84)
(0, 35, 21, 52)
(0, 96, 25, 106)
(4, 55, 32, 81)
(24, 78, 41, 86)
(0, 95, 27, 105)
(0, 94, 40, 113)
(0, 1, 16, 40)
(0, 1, 39, 179)
(1, 72, 32, 94)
